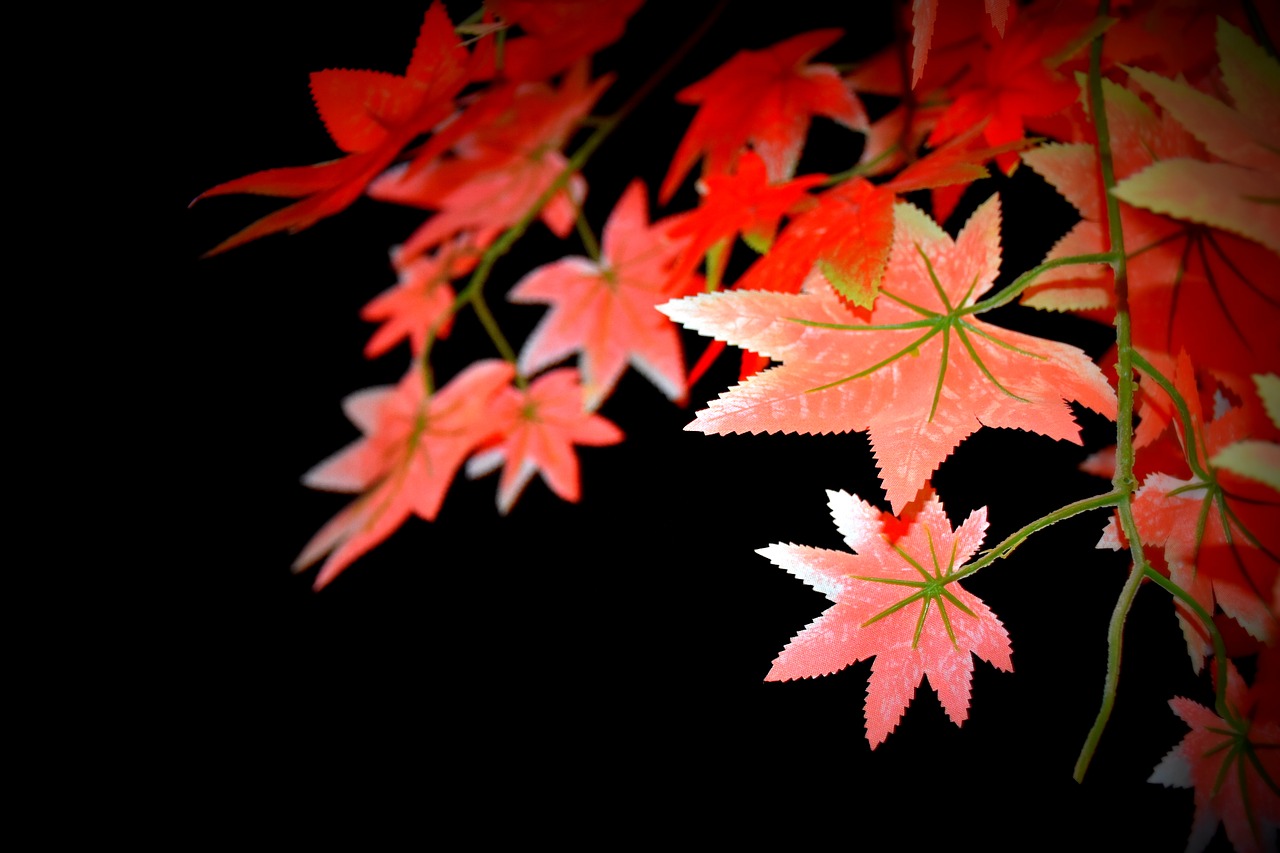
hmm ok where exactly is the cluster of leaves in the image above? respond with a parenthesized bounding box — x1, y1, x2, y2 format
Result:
(194, 2, 1279, 849)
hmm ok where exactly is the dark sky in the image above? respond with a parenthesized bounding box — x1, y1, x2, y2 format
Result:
(176, 4, 1229, 847)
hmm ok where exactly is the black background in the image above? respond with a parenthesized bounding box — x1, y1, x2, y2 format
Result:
(175, 3, 1232, 846)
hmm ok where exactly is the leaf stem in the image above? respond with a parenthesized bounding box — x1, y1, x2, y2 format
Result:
(1073, 3, 1147, 782)
(575, 208, 602, 262)
(951, 490, 1123, 581)
(451, 0, 730, 375)
(965, 253, 1117, 314)
(1141, 566, 1236, 727)
(1128, 350, 1212, 481)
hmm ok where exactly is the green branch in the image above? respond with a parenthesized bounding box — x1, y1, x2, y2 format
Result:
(952, 491, 1123, 581)
(448, 0, 730, 384)
(1142, 567, 1236, 727)
(1074, 1, 1147, 782)
(1128, 350, 1212, 482)
(965, 253, 1117, 314)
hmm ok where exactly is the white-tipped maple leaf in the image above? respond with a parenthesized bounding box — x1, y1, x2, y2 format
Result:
(1212, 373, 1280, 493)
(510, 180, 696, 409)
(757, 489, 1012, 748)
(659, 195, 1117, 512)
(1113, 18, 1280, 256)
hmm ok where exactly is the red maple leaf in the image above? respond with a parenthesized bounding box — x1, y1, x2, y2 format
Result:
(660, 195, 1117, 513)
(509, 180, 698, 409)
(194, 4, 471, 256)
(732, 176, 895, 309)
(659, 29, 867, 203)
(908, 0, 1010, 89)
(1150, 661, 1280, 853)
(366, 63, 610, 263)
(1021, 78, 1280, 378)
(293, 360, 515, 589)
(757, 488, 1012, 748)
(723, 130, 1029, 317)
(666, 150, 825, 284)
(926, 1, 1092, 173)
(465, 367, 623, 514)
(482, 0, 644, 82)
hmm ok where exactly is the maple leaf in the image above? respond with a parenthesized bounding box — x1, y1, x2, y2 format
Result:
(1113, 19, 1280, 256)
(731, 177, 895, 309)
(727, 129, 1031, 313)
(1122, 353, 1280, 664)
(1149, 662, 1280, 853)
(847, 5, 1035, 222)
(195, 4, 471, 256)
(367, 63, 610, 263)
(1212, 373, 1280, 493)
(360, 234, 480, 359)
(293, 360, 514, 588)
(666, 150, 825, 284)
(1021, 79, 1280, 377)
(509, 180, 697, 410)
(1100, 0, 1240, 80)
(909, 0, 1010, 89)
(926, 2, 1094, 174)
(660, 195, 1117, 513)
(659, 29, 867, 203)
(758, 489, 1012, 748)
(483, 0, 644, 82)
(465, 368, 623, 514)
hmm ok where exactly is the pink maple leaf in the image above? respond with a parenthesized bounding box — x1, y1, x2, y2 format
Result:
(1021, 78, 1280, 378)
(360, 234, 481, 359)
(1150, 661, 1280, 853)
(509, 180, 698, 410)
(366, 63, 610, 263)
(466, 368, 623, 514)
(1122, 353, 1280, 665)
(294, 359, 515, 588)
(757, 488, 1012, 748)
(660, 195, 1117, 513)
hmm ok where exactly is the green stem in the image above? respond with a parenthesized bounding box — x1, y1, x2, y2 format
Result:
(453, 0, 728, 369)
(1074, 1, 1147, 783)
(965, 253, 1117, 314)
(1128, 350, 1212, 482)
(823, 145, 898, 186)
(575, 210, 602, 262)
(471, 295, 518, 367)
(952, 491, 1123, 581)
(1142, 567, 1236, 727)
